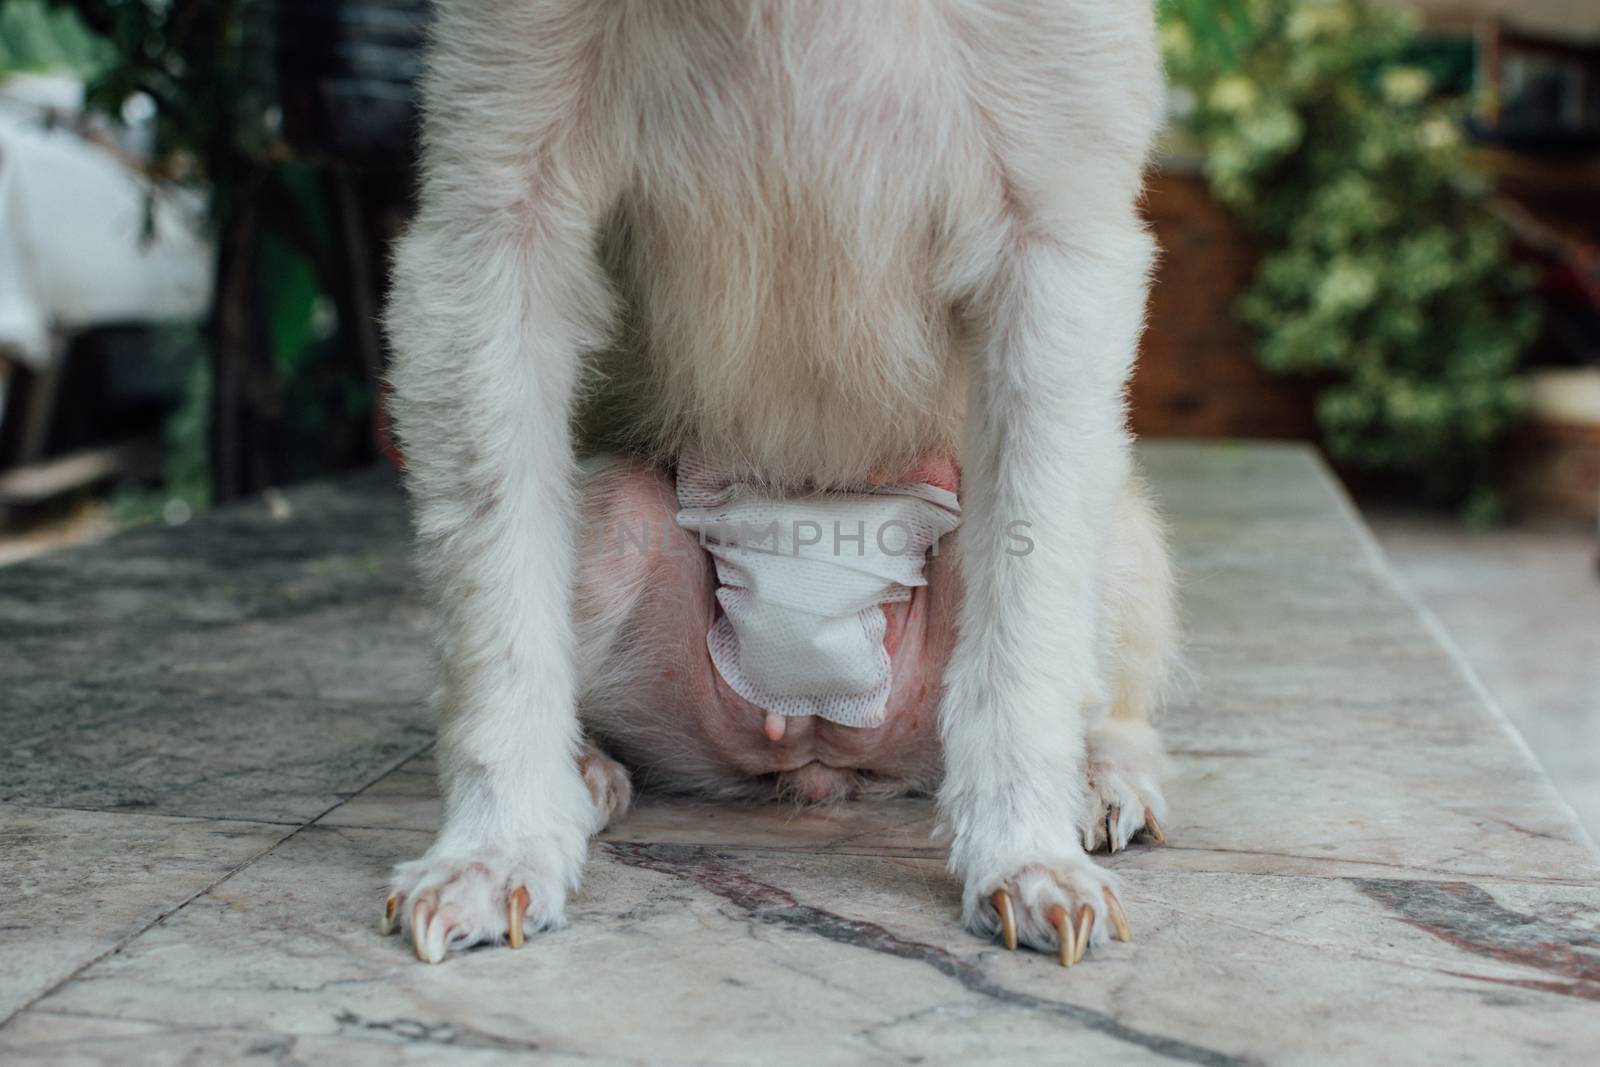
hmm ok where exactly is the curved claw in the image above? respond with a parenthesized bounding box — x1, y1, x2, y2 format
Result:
(381, 893, 400, 936)
(413, 902, 447, 964)
(507, 887, 530, 949)
(1107, 807, 1121, 853)
(1073, 905, 1092, 964)
(1047, 904, 1075, 967)
(1103, 887, 1132, 942)
(1144, 809, 1167, 845)
(992, 889, 1018, 951)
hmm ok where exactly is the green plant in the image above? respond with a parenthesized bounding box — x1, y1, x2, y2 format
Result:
(1162, 0, 1537, 512)
(45, 0, 277, 203)
(0, 0, 107, 76)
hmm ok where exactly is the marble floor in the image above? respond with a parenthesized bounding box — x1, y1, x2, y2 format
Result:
(2, 442, 1597, 1065)
(1370, 512, 1600, 839)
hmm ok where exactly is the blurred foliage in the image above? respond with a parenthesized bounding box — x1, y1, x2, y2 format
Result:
(0, 0, 108, 75)
(1161, 0, 1259, 72)
(35, 1, 372, 506)
(44, 0, 277, 209)
(1162, 0, 1537, 514)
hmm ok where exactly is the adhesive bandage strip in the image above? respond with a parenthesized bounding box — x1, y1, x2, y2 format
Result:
(675, 454, 960, 728)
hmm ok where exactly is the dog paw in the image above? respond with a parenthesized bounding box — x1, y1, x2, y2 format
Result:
(970, 855, 1130, 966)
(1080, 719, 1170, 853)
(578, 742, 634, 832)
(382, 851, 570, 964)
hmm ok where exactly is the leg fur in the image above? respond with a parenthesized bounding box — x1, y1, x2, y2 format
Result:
(1084, 475, 1177, 852)
(939, 217, 1158, 952)
(382, 2, 626, 961)
(935, 0, 1166, 961)
(1104, 475, 1178, 732)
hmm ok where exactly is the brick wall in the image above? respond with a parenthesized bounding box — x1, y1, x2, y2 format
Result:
(1132, 171, 1320, 442)
(1136, 175, 1597, 521)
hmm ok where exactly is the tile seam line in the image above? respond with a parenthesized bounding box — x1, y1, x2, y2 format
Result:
(0, 739, 436, 1030)
(0, 1009, 520, 1056)
(1, 802, 303, 828)
(1305, 447, 1600, 860)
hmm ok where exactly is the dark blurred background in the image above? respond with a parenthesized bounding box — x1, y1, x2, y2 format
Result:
(0, 0, 424, 543)
(2, 0, 1597, 543)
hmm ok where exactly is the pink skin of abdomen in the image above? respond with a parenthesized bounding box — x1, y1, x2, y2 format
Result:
(577, 458, 961, 803)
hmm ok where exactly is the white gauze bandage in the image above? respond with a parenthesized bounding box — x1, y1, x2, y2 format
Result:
(675, 454, 960, 728)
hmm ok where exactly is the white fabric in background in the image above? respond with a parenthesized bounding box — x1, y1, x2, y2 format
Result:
(0, 73, 212, 370)
(675, 454, 960, 728)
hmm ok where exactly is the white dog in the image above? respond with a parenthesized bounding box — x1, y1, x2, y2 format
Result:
(383, 0, 1176, 967)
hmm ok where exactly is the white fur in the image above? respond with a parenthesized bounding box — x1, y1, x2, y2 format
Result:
(384, 0, 1170, 958)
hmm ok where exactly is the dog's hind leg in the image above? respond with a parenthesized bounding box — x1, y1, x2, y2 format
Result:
(1082, 474, 1178, 854)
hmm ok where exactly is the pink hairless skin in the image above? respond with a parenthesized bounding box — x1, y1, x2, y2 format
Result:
(575, 456, 963, 806)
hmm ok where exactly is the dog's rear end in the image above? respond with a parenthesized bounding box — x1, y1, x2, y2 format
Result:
(384, 0, 1172, 966)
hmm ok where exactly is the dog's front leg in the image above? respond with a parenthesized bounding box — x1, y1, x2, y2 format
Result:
(939, 216, 1154, 965)
(380, 69, 619, 957)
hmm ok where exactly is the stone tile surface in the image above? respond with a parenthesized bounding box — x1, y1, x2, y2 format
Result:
(18, 827, 1600, 1066)
(0, 806, 286, 1021)
(1, 444, 1597, 1065)
(1369, 512, 1600, 838)
(0, 472, 433, 822)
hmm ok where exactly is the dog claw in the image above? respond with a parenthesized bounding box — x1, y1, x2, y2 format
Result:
(1047, 904, 1075, 967)
(1103, 887, 1131, 942)
(424, 917, 448, 964)
(410, 902, 426, 961)
(1073, 905, 1092, 964)
(993, 889, 1018, 951)
(1144, 809, 1167, 845)
(412, 903, 447, 964)
(507, 887, 530, 949)
(1107, 808, 1121, 853)
(381, 894, 399, 936)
